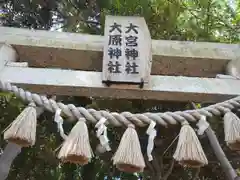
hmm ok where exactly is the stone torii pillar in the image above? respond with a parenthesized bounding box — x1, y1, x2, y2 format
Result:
(0, 44, 44, 180)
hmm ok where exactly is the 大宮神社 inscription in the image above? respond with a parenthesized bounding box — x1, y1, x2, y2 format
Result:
(102, 15, 152, 85)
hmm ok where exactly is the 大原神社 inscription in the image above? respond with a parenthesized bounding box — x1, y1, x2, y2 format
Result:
(102, 15, 152, 85)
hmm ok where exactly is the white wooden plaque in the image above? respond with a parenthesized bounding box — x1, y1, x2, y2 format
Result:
(102, 15, 152, 85)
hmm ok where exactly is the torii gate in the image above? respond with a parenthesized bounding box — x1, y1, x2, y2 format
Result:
(0, 16, 240, 180)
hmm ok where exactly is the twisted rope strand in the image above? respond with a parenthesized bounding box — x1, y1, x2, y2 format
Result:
(1, 81, 240, 127)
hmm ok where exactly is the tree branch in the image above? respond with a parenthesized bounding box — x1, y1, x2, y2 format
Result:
(144, 154, 155, 176)
(203, 0, 212, 35)
(162, 160, 175, 180)
(152, 151, 162, 178)
(193, 168, 201, 180)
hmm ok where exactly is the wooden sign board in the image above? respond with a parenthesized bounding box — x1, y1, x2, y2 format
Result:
(102, 15, 152, 86)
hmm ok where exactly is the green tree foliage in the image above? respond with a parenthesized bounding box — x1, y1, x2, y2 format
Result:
(0, 0, 240, 179)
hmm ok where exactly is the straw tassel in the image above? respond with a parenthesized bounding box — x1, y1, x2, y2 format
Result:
(224, 112, 240, 150)
(57, 118, 93, 165)
(3, 102, 37, 147)
(112, 124, 145, 173)
(173, 121, 208, 168)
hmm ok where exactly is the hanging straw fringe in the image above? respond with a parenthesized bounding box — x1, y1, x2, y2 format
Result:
(3, 102, 37, 147)
(224, 112, 240, 150)
(173, 121, 208, 168)
(57, 118, 93, 165)
(146, 121, 157, 161)
(112, 124, 145, 173)
(95, 117, 111, 152)
(54, 109, 67, 140)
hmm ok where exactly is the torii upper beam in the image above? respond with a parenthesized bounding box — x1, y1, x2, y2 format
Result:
(0, 27, 240, 103)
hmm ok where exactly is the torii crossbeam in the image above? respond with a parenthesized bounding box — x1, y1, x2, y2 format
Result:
(0, 15, 240, 180)
(0, 26, 240, 103)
